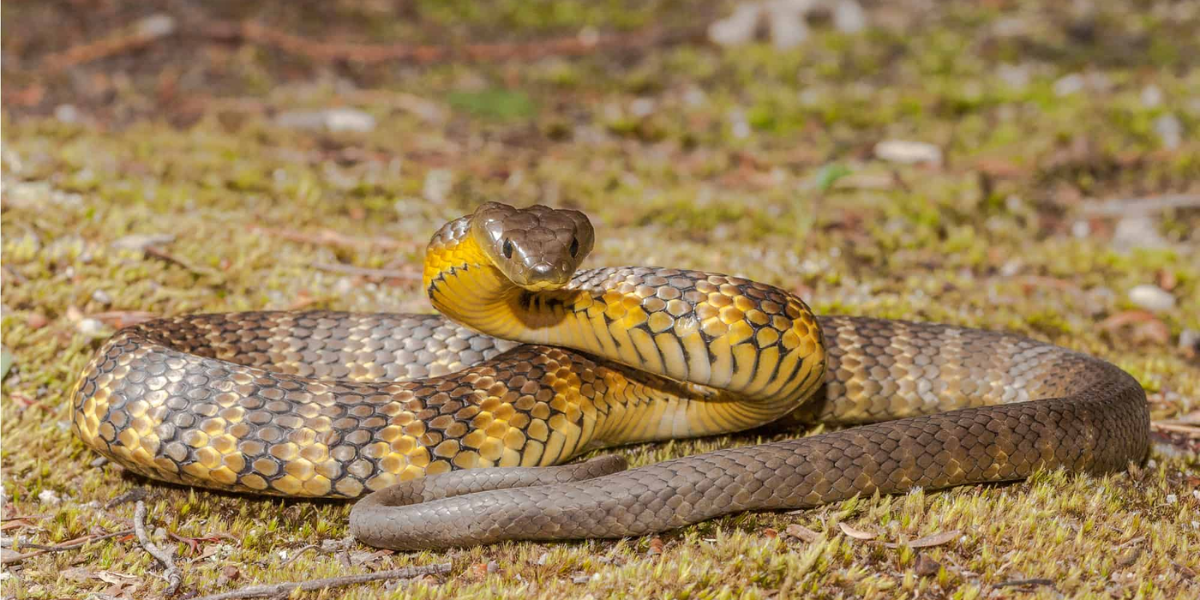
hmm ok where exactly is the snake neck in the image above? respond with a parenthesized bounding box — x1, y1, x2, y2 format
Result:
(424, 229, 827, 444)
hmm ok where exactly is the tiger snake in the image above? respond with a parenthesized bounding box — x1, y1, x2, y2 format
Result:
(72, 202, 1150, 550)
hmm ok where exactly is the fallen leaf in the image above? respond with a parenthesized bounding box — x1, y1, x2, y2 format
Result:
(838, 522, 877, 540)
(112, 233, 176, 251)
(785, 524, 820, 542)
(63, 566, 98, 582)
(647, 537, 665, 555)
(907, 529, 960, 549)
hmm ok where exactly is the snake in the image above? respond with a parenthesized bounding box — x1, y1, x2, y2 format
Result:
(72, 202, 1150, 550)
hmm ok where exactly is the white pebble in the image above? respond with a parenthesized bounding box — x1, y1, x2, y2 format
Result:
(1054, 73, 1085, 96)
(1112, 216, 1168, 251)
(77, 318, 104, 336)
(708, 3, 763, 47)
(1128, 284, 1176, 312)
(276, 109, 376, 133)
(1154, 114, 1182, 150)
(1180, 329, 1198, 351)
(37, 490, 61, 506)
(630, 97, 656, 118)
(422, 169, 454, 204)
(1141, 85, 1163, 108)
(55, 104, 81, 124)
(874, 139, 943, 166)
(91, 289, 113, 305)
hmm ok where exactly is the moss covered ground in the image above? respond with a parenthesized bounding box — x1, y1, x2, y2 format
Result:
(2, 1, 1199, 598)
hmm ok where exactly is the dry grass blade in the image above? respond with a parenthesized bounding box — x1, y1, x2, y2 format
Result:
(838, 522, 877, 541)
(191, 562, 453, 600)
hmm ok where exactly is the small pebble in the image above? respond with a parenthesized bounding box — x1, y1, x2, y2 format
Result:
(276, 109, 376, 133)
(1128, 284, 1176, 312)
(874, 139, 943, 166)
(422, 169, 455, 204)
(1141, 85, 1163, 108)
(1179, 329, 1199, 353)
(572, 574, 591, 584)
(37, 490, 61, 505)
(77, 318, 104, 336)
(25, 313, 48, 329)
(915, 554, 941, 577)
(1112, 216, 1168, 251)
(112, 233, 175, 251)
(1054, 73, 1085, 96)
(54, 104, 80, 124)
(91, 289, 113, 305)
(708, 3, 762, 47)
(487, 560, 499, 574)
(630, 97, 656, 118)
(1154, 114, 1182, 150)
(766, 3, 809, 49)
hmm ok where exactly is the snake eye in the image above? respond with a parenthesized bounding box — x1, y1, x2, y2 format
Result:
(503, 239, 514, 259)
(569, 237, 580, 257)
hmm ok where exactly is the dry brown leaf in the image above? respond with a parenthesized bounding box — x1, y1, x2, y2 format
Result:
(838, 522, 877, 540)
(909, 529, 960, 548)
(785, 524, 820, 543)
(62, 566, 97, 582)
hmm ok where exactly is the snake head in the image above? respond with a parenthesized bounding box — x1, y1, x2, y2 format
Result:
(469, 202, 594, 290)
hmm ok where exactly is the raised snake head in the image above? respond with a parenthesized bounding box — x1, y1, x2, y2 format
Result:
(469, 202, 595, 290)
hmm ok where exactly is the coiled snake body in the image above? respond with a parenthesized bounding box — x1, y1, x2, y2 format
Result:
(73, 202, 1149, 550)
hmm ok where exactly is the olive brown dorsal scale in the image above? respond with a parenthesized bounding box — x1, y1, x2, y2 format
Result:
(71, 202, 1149, 550)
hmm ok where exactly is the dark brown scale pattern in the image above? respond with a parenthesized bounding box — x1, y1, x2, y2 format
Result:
(349, 317, 1148, 550)
(72, 312, 707, 497)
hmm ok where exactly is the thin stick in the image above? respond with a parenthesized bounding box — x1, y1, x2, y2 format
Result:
(312, 263, 422, 280)
(1080, 193, 1200, 217)
(202, 18, 703, 65)
(0, 528, 134, 565)
(43, 14, 176, 73)
(134, 501, 183, 596)
(192, 562, 453, 600)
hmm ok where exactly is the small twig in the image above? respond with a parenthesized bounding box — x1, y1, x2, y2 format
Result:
(279, 544, 320, 568)
(202, 17, 704, 65)
(42, 14, 176, 73)
(105, 488, 149, 510)
(1151, 422, 1200, 438)
(312, 263, 422, 280)
(134, 501, 182, 596)
(192, 563, 453, 600)
(0, 528, 134, 565)
(250, 225, 413, 250)
(992, 578, 1056, 589)
(1080, 193, 1200, 217)
(0, 514, 47, 522)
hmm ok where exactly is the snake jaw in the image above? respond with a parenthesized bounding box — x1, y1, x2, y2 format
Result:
(468, 202, 594, 291)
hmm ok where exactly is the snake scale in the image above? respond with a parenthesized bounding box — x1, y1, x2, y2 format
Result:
(72, 202, 1149, 550)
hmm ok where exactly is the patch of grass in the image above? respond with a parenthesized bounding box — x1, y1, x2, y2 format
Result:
(3, 0, 1199, 599)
